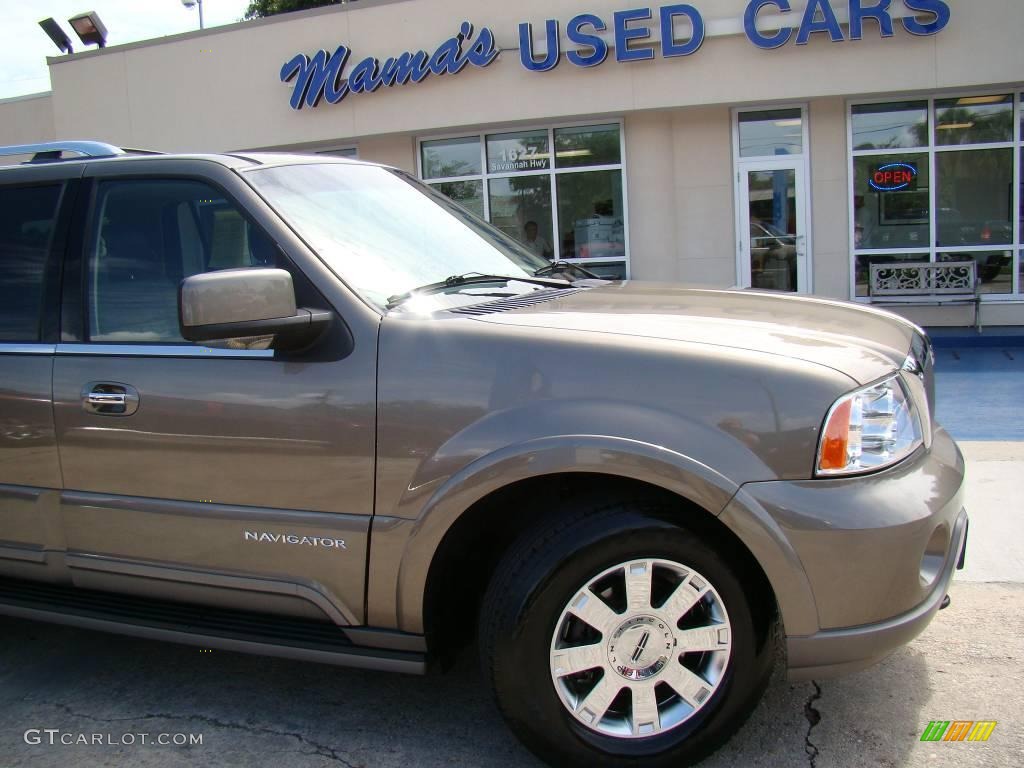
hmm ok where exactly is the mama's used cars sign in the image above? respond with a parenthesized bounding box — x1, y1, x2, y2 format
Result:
(281, 0, 951, 110)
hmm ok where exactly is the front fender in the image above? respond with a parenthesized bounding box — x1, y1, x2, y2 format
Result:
(386, 434, 740, 633)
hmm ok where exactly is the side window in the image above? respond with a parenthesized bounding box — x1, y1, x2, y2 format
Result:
(87, 179, 279, 343)
(0, 184, 62, 342)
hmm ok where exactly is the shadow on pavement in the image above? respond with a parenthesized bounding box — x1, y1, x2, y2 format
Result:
(0, 615, 936, 768)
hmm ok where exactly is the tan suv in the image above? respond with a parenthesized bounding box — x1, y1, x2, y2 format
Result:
(0, 142, 967, 768)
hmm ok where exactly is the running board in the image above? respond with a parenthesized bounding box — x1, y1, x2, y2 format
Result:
(0, 576, 425, 674)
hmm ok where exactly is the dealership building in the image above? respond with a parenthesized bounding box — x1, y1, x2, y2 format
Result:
(2, 0, 1022, 326)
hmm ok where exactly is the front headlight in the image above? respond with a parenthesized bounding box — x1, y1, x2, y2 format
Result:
(816, 374, 923, 477)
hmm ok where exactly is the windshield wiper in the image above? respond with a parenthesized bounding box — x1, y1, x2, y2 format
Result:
(386, 272, 570, 309)
(533, 261, 600, 279)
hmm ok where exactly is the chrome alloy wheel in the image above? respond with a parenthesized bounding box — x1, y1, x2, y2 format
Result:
(549, 558, 732, 739)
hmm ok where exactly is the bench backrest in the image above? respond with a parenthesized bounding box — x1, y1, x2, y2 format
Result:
(869, 260, 978, 297)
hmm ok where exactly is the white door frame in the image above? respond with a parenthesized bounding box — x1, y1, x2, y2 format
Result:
(732, 105, 813, 293)
(736, 158, 810, 292)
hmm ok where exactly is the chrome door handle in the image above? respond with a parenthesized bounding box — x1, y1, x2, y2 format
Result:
(81, 382, 140, 417)
(87, 392, 126, 407)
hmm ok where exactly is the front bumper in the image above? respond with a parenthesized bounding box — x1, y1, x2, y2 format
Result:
(724, 426, 967, 681)
(786, 507, 967, 680)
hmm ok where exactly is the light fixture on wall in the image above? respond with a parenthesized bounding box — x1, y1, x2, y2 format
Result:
(68, 11, 108, 49)
(182, 0, 205, 30)
(38, 18, 73, 54)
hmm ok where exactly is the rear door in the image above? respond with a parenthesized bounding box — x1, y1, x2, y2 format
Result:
(52, 160, 377, 626)
(0, 166, 77, 583)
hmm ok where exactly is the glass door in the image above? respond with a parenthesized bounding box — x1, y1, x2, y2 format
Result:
(737, 160, 809, 292)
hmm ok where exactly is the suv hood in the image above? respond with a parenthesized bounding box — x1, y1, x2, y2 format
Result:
(470, 282, 917, 385)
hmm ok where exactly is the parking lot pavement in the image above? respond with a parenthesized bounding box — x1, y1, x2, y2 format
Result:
(1, 581, 1021, 768)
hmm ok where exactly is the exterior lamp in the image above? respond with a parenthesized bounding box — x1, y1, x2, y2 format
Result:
(68, 12, 108, 49)
(182, 0, 205, 30)
(38, 18, 73, 54)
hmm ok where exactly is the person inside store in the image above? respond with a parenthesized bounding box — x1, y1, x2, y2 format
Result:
(522, 220, 553, 260)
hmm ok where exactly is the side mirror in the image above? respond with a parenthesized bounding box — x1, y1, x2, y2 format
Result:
(179, 267, 331, 348)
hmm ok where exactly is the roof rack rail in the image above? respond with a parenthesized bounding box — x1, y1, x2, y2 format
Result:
(0, 141, 126, 163)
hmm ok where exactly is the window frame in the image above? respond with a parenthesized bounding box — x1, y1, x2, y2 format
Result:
(730, 103, 814, 293)
(415, 118, 630, 276)
(847, 90, 1023, 302)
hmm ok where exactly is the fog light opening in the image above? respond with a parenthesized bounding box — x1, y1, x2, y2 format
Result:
(919, 524, 950, 588)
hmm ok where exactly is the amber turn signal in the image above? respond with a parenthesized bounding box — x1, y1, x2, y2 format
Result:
(818, 399, 851, 471)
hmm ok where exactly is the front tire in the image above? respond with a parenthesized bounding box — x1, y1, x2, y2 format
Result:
(479, 503, 774, 767)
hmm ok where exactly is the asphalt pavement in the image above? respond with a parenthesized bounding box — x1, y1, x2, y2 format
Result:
(0, 345, 1022, 768)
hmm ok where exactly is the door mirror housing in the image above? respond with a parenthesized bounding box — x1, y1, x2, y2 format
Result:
(179, 268, 331, 348)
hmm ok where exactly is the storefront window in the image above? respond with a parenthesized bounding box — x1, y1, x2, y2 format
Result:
(851, 101, 927, 150)
(935, 95, 1014, 145)
(419, 123, 628, 277)
(431, 180, 484, 219)
(421, 136, 481, 179)
(936, 149, 1013, 247)
(738, 109, 803, 158)
(487, 130, 550, 173)
(850, 94, 1023, 301)
(487, 176, 553, 258)
(853, 153, 930, 250)
(554, 125, 621, 168)
(556, 171, 625, 260)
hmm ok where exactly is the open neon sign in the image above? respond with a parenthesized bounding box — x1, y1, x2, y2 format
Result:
(870, 162, 918, 192)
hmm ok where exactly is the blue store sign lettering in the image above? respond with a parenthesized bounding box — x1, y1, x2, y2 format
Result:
(281, 0, 950, 110)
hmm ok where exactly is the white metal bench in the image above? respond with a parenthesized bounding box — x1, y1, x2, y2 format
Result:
(869, 260, 981, 331)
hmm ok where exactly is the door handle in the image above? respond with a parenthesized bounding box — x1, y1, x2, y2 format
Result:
(87, 392, 126, 407)
(81, 382, 140, 417)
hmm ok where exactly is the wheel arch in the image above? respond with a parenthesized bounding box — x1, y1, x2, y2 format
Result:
(390, 436, 783, 659)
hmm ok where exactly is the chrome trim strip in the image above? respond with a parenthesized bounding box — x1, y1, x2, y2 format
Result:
(0, 344, 56, 355)
(55, 343, 273, 359)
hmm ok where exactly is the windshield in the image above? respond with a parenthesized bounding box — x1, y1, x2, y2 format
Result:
(246, 163, 550, 309)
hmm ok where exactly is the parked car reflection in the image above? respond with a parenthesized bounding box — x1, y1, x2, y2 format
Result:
(750, 220, 797, 292)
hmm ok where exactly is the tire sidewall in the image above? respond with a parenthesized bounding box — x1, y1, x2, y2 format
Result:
(488, 514, 768, 768)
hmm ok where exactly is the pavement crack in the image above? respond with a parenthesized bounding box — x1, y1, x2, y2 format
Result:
(803, 680, 822, 768)
(51, 703, 358, 767)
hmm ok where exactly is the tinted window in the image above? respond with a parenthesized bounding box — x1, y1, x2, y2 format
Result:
(87, 179, 278, 343)
(0, 184, 62, 342)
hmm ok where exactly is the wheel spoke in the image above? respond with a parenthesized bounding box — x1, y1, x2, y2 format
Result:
(624, 560, 654, 612)
(551, 642, 604, 677)
(568, 590, 620, 636)
(631, 682, 661, 737)
(676, 625, 730, 654)
(662, 661, 712, 708)
(659, 576, 708, 624)
(575, 674, 621, 726)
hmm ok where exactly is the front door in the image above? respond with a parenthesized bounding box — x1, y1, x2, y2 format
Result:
(52, 169, 376, 627)
(737, 161, 809, 293)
